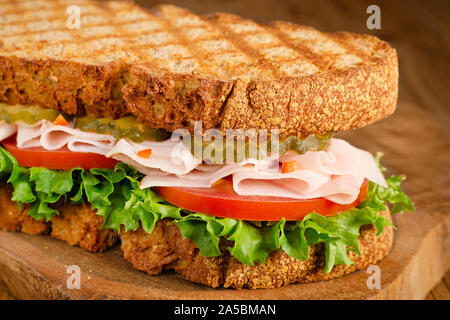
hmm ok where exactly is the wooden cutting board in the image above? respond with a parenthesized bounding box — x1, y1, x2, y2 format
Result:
(0, 0, 449, 300)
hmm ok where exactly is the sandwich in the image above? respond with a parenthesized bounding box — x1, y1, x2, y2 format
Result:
(0, 0, 414, 289)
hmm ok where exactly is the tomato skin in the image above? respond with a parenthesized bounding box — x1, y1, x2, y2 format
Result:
(155, 179, 368, 221)
(1, 136, 118, 170)
(1, 135, 368, 221)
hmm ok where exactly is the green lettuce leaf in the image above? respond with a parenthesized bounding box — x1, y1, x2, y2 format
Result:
(279, 220, 309, 261)
(0, 146, 414, 273)
(227, 220, 281, 265)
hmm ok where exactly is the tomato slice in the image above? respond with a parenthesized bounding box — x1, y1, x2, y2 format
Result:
(155, 178, 368, 221)
(1, 136, 118, 170)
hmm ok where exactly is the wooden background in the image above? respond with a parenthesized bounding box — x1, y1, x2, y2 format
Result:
(0, 0, 449, 299)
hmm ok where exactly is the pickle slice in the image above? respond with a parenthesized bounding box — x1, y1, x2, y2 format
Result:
(75, 114, 332, 159)
(74, 116, 171, 142)
(278, 133, 334, 155)
(0, 103, 68, 124)
(0, 103, 332, 160)
(189, 132, 334, 164)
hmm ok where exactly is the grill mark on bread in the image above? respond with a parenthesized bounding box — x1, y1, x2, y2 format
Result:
(269, 22, 334, 72)
(206, 12, 278, 78)
(149, 5, 211, 76)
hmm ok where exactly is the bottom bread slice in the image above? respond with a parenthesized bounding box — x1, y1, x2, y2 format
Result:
(0, 184, 118, 252)
(120, 210, 394, 289)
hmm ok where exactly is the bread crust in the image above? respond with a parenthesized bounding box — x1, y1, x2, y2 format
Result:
(0, 2, 398, 138)
(218, 51, 398, 137)
(0, 56, 128, 118)
(120, 210, 394, 289)
(0, 184, 50, 235)
(0, 184, 117, 253)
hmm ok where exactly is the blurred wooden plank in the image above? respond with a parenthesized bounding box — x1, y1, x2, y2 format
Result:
(0, 281, 15, 300)
(425, 269, 450, 300)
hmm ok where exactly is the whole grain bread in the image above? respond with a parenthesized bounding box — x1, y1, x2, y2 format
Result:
(0, 184, 118, 253)
(120, 210, 394, 289)
(0, 0, 398, 137)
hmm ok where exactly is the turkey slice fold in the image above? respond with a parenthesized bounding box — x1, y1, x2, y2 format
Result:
(0, 121, 386, 205)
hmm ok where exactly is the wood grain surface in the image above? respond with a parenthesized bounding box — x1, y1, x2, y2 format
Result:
(425, 269, 450, 300)
(0, 0, 449, 299)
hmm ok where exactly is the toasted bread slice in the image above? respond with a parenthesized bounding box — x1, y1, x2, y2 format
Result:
(0, 184, 118, 253)
(0, 0, 398, 137)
